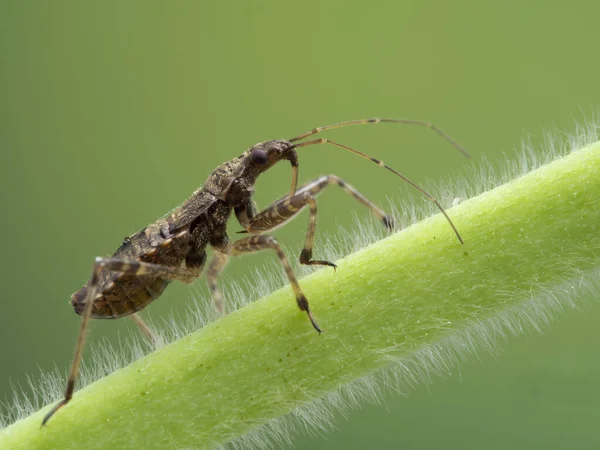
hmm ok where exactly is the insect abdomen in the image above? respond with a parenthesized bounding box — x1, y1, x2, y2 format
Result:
(71, 227, 192, 319)
(71, 276, 170, 319)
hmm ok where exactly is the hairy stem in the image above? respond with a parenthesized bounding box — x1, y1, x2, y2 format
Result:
(1, 142, 599, 449)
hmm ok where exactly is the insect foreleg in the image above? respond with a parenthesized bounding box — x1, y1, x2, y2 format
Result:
(234, 199, 259, 229)
(293, 138, 464, 244)
(240, 175, 394, 269)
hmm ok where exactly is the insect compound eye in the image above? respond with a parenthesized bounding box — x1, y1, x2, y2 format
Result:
(250, 148, 269, 165)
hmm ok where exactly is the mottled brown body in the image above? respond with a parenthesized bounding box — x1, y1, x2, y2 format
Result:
(70, 141, 288, 319)
(72, 228, 190, 318)
(44, 119, 469, 426)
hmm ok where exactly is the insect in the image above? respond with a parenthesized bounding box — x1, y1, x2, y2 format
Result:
(42, 118, 470, 425)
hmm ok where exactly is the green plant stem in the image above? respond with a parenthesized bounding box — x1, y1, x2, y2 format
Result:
(2, 143, 599, 449)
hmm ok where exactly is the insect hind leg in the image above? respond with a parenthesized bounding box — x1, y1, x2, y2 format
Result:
(42, 258, 105, 426)
(42, 256, 201, 426)
(130, 313, 155, 344)
(95, 257, 200, 283)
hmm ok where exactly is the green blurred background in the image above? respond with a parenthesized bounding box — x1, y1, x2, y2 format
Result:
(2, 1, 600, 448)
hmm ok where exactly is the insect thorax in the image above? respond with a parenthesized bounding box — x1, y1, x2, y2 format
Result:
(205, 158, 256, 206)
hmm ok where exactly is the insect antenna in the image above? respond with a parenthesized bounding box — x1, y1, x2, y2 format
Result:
(291, 135, 467, 244)
(289, 118, 471, 159)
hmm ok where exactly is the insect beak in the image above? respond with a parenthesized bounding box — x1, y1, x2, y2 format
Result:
(286, 149, 299, 197)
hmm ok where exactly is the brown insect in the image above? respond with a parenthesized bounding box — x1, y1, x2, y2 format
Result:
(42, 118, 469, 425)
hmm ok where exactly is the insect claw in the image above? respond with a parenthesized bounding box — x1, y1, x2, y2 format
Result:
(312, 260, 337, 272)
(41, 399, 68, 427)
(306, 310, 323, 333)
(382, 215, 396, 231)
(236, 229, 249, 234)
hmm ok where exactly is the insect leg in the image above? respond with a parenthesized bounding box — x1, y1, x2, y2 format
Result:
(130, 313, 155, 344)
(42, 257, 201, 426)
(206, 252, 229, 314)
(96, 257, 199, 283)
(293, 138, 464, 244)
(240, 175, 394, 269)
(230, 235, 321, 332)
(42, 258, 105, 426)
